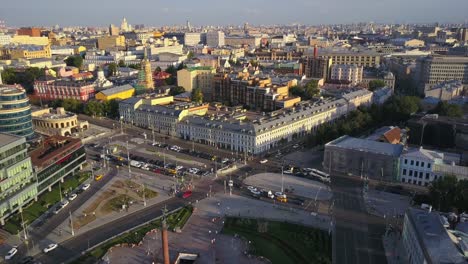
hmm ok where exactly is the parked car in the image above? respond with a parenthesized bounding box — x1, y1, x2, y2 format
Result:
(259, 159, 268, 164)
(5, 247, 18, 260)
(94, 174, 103, 181)
(60, 200, 69, 207)
(68, 193, 78, 201)
(81, 183, 91, 191)
(43, 243, 58, 253)
(247, 186, 257, 192)
(182, 190, 192, 199)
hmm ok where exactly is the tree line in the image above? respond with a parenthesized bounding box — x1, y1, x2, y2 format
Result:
(48, 98, 120, 118)
(306, 95, 421, 146)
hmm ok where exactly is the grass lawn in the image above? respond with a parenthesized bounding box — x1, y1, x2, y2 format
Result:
(71, 205, 193, 264)
(222, 217, 331, 264)
(3, 171, 91, 234)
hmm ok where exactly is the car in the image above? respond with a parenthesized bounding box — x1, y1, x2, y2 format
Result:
(150, 142, 159, 146)
(251, 190, 261, 196)
(68, 193, 78, 201)
(60, 200, 70, 207)
(94, 174, 103, 181)
(247, 186, 257, 192)
(259, 159, 268, 164)
(293, 144, 300, 149)
(5, 247, 18, 260)
(43, 243, 58, 253)
(81, 183, 91, 191)
(53, 206, 63, 215)
(18, 256, 34, 264)
(275, 191, 284, 197)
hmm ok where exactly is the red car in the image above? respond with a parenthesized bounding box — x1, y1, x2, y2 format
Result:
(182, 191, 192, 199)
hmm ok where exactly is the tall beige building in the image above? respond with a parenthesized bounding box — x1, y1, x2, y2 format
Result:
(97, 35, 125, 49)
(330, 64, 363, 85)
(177, 66, 216, 99)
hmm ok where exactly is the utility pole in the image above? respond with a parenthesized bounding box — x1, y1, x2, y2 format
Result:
(142, 182, 147, 207)
(69, 210, 75, 236)
(209, 185, 212, 197)
(127, 141, 131, 178)
(281, 159, 284, 193)
(59, 182, 63, 201)
(19, 208, 28, 240)
(120, 116, 124, 135)
(215, 158, 218, 179)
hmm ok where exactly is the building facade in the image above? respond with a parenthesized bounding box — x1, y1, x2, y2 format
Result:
(31, 107, 88, 136)
(330, 64, 363, 85)
(177, 66, 215, 99)
(304, 56, 332, 79)
(17, 27, 41, 37)
(97, 35, 126, 50)
(206, 31, 225, 47)
(34, 79, 96, 102)
(323, 136, 403, 181)
(0, 133, 36, 225)
(415, 55, 468, 95)
(8, 45, 51, 59)
(0, 86, 35, 139)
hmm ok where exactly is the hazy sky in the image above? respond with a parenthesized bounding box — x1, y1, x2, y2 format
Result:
(1, 0, 468, 27)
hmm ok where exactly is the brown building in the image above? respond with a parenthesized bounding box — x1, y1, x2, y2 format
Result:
(212, 73, 300, 111)
(304, 56, 332, 79)
(17, 27, 41, 37)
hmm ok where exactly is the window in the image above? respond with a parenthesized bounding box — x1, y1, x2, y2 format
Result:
(404, 159, 408, 164)
(419, 172, 423, 178)
(421, 162, 425, 167)
(409, 170, 413, 176)
(410, 160, 414, 165)
(427, 163, 431, 169)
(402, 178, 406, 183)
(416, 161, 419, 166)
(403, 169, 407, 176)
(426, 173, 429, 179)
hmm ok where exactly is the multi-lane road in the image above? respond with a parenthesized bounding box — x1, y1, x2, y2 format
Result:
(331, 175, 387, 264)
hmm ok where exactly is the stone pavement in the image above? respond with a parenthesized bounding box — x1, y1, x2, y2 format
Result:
(106, 194, 331, 264)
(243, 173, 332, 200)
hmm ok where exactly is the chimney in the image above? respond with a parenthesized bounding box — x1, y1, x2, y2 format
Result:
(313, 45, 318, 58)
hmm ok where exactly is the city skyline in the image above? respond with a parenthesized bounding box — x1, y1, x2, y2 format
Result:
(1, 0, 468, 27)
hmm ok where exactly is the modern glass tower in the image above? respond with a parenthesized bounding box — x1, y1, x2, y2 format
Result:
(0, 86, 34, 139)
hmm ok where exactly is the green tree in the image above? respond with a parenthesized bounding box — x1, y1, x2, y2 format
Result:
(128, 63, 141, 69)
(169, 86, 186, 96)
(368, 80, 387, 91)
(61, 99, 84, 113)
(84, 100, 104, 117)
(107, 63, 118, 77)
(1, 68, 18, 84)
(431, 101, 463, 118)
(177, 63, 186, 71)
(304, 80, 320, 98)
(429, 175, 460, 212)
(191, 87, 203, 103)
(187, 51, 194, 60)
(118, 60, 125, 67)
(65, 55, 84, 69)
(289, 86, 304, 98)
(155, 66, 162, 73)
(103, 99, 120, 118)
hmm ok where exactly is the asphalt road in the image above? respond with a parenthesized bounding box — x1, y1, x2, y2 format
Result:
(10, 166, 117, 263)
(33, 191, 206, 264)
(331, 175, 387, 264)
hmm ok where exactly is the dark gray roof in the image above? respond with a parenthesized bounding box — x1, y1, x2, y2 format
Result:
(0, 132, 23, 147)
(326, 135, 403, 156)
(407, 208, 467, 264)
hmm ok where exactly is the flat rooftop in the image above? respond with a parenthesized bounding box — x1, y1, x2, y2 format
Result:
(29, 136, 82, 170)
(326, 135, 403, 156)
(0, 133, 23, 147)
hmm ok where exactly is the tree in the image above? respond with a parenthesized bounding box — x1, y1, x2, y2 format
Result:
(177, 63, 186, 71)
(107, 63, 118, 77)
(61, 99, 84, 113)
(155, 66, 162, 73)
(1, 68, 18, 84)
(368, 80, 387, 91)
(191, 87, 203, 103)
(169, 86, 186, 96)
(289, 86, 303, 98)
(304, 80, 320, 98)
(128, 63, 141, 69)
(84, 100, 104, 117)
(431, 101, 463, 118)
(429, 176, 465, 212)
(187, 51, 194, 60)
(118, 60, 125, 67)
(103, 99, 120, 118)
(65, 55, 83, 69)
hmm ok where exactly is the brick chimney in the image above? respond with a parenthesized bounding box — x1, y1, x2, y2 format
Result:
(313, 45, 318, 58)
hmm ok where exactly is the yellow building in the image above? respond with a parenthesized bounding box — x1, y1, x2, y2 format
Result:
(142, 95, 174, 106)
(95, 84, 135, 101)
(74, 46, 87, 55)
(10, 35, 50, 46)
(97, 35, 126, 50)
(10, 45, 51, 59)
(177, 66, 215, 93)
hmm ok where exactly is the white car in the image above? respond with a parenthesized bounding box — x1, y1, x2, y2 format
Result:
(189, 168, 199, 174)
(251, 190, 261, 195)
(53, 206, 63, 215)
(259, 159, 268, 164)
(68, 193, 78, 201)
(275, 191, 284, 197)
(5, 247, 18, 260)
(60, 200, 70, 207)
(43, 243, 58, 253)
(81, 184, 91, 191)
(247, 186, 257, 192)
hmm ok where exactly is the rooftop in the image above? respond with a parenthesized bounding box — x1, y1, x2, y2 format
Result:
(0, 133, 23, 148)
(29, 136, 82, 170)
(407, 208, 467, 263)
(186, 66, 214, 72)
(98, 84, 134, 96)
(326, 135, 404, 156)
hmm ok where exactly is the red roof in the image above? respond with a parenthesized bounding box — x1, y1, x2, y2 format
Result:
(153, 71, 171, 79)
(383, 127, 401, 144)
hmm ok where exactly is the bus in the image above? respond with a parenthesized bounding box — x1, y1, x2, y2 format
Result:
(310, 169, 330, 183)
